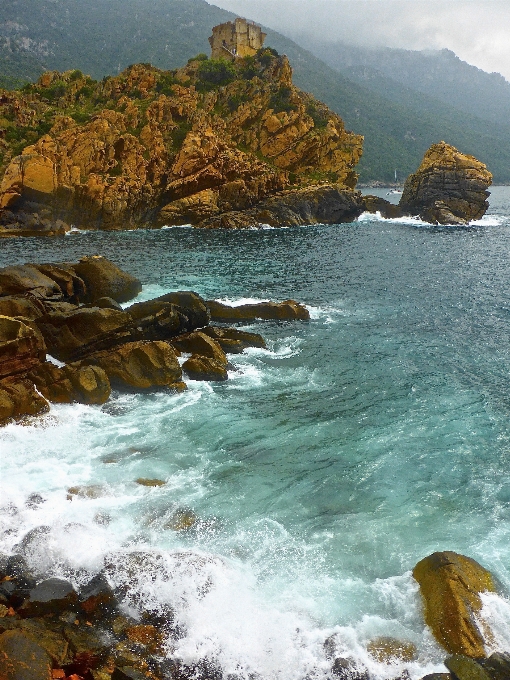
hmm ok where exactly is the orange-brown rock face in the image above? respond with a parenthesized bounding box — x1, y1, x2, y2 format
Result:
(399, 142, 492, 225)
(0, 55, 363, 233)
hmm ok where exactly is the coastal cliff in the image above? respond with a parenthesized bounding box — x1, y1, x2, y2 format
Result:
(0, 51, 364, 234)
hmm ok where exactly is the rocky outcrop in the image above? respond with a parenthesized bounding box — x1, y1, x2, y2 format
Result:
(362, 195, 404, 219)
(207, 299, 310, 322)
(197, 184, 365, 228)
(0, 54, 363, 234)
(413, 551, 496, 657)
(399, 142, 492, 225)
(0, 256, 311, 422)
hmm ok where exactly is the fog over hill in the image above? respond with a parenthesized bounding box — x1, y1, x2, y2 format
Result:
(1, 0, 510, 182)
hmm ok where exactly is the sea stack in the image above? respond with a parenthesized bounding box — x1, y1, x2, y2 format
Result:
(399, 141, 492, 225)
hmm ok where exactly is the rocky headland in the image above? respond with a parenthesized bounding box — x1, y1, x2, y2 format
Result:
(0, 51, 364, 236)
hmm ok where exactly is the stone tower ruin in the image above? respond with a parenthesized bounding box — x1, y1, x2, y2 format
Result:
(209, 18, 266, 61)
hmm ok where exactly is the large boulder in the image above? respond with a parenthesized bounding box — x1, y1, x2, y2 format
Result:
(0, 316, 46, 379)
(206, 299, 310, 322)
(0, 377, 50, 425)
(399, 142, 492, 225)
(0, 629, 52, 680)
(71, 255, 142, 303)
(36, 307, 131, 361)
(170, 332, 228, 367)
(29, 361, 111, 405)
(182, 355, 228, 381)
(363, 195, 404, 219)
(202, 326, 267, 353)
(0, 265, 63, 300)
(79, 341, 184, 389)
(150, 291, 210, 331)
(413, 551, 496, 657)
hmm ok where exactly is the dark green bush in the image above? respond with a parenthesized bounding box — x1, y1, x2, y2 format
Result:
(197, 58, 236, 90)
(268, 86, 295, 114)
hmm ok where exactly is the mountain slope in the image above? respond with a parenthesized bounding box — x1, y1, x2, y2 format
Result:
(1, 0, 510, 182)
(300, 39, 510, 129)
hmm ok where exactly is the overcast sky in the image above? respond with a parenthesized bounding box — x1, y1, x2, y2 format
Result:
(206, 0, 510, 81)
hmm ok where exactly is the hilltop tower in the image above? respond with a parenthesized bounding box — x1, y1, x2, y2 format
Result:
(209, 18, 266, 61)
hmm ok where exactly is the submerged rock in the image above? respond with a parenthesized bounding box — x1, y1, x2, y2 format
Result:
(399, 142, 492, 225)
(413, 551, 496, 657)
(366, 636, 417, 663)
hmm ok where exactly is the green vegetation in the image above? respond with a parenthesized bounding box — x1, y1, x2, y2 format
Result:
(196, 58, 236, 90)
(268, 86, 295, 114)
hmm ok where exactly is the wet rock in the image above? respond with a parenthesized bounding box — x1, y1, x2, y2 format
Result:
(207, 299, 310, 322)
(135, 478, 166, 487)
(31, 263, 86, 303)
(29, 361, 111, 405)
(67, 485, 105, 499)
(80, 340, 184, 390)
(94, 297, 124, 311)
(163, 508, 198, 532)
(35, 307, 131, 362)
(18, 578, 78, 617)
(331, 657, 370, 680)
(182, 355, 228, 381)
(124, 625, 163, 654)
(2, 619, 69, 665)
(151, 291, 210, 331)
(399, 142, 492, 225)
(15, 526, 51, 559)
(420, 675, 452, 680)
(0, 265, 63, 300)
(0, 377, 50, 424)
(25, 494, 45, 509)
(198, 184, 365, 229)
(202, 326, 267, 353)
(0, 296, 46, 321)
(79, 572, 117, 620)
(366, 636, 417, 663)
(71, 256, 142, 304)
(413, 551, 496, 657)
(171, 332, 228, 367)
(0, 629, 52, 680)
(0, 316, 46, 379)
(363, 195, 404, 219)
(445, 652, 510, 680)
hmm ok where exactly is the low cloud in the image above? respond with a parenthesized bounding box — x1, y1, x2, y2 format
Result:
(207, 0, 510, 80)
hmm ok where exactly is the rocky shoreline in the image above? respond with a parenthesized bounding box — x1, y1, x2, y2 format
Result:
(1, 546, 509, 680)
(0, 254, 312, 423)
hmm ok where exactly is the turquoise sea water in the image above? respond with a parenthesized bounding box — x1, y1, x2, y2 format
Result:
(3, 189, 510, 678)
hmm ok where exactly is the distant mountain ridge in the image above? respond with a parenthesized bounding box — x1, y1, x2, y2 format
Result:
(1, 0, 510, 183)
(297, 38, 510, 129)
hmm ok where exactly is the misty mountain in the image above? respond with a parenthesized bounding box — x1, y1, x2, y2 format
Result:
(1, 0, 510, 182)
(297, 39, 510, 129)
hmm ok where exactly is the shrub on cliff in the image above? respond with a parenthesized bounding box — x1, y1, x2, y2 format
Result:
(197, 58, 236, 90)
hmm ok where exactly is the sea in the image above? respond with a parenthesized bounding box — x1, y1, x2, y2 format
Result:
(3, 187, 510, 679)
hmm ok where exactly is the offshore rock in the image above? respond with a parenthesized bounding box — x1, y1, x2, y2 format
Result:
(399, 142, 492, 225)
(197, 184, 365, 228)
(413, 551, 496, 657)
(207, 299, 310, 322)
(0, 56, 363, 234)
(363, 195, 404, 219)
